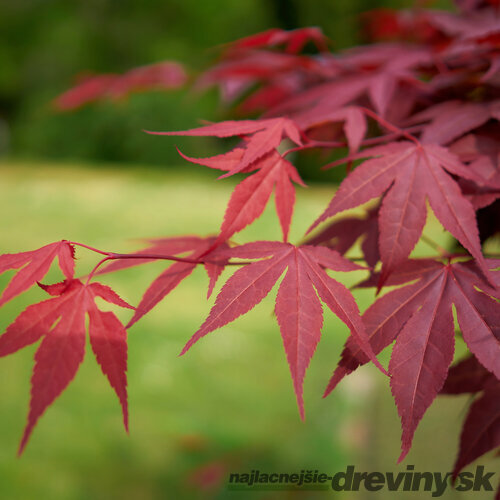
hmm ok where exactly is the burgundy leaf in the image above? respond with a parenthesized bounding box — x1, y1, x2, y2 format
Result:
(310, 142, 491, 283)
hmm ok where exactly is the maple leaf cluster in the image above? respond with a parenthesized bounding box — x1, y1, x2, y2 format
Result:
(1, 1, 498, 493)
(53, 61, 187, 110)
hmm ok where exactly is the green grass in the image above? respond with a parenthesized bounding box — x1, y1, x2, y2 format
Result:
(0, 159, 496, 500)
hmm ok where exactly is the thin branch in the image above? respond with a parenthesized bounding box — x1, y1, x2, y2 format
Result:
(359, 107, 420, 145)
(420, 234, 449, 257)
(282, 125, 424, 158)
(108, 252, 248, 266)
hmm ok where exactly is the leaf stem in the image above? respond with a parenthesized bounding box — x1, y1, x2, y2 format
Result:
(86, 256, 113, 285)
(420, 234, 449, 257)
(282, 125, 424, 157)
(68, 241, 113, 257)
(108, 252, 247, 266)
(359, 107, 420, 145)
(69, 240, 251, 284)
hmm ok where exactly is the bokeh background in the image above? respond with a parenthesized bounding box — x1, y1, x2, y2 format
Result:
(0, 0, 496, 499)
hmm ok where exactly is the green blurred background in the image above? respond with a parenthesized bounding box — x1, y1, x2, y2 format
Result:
(0, 1, 496, 499)
(0, 0, 456, 168)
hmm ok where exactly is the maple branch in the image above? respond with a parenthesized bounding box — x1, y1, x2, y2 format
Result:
(70, 241, 251, 283)
(282, 125, 424, 157)
(108, 252, 247, 266)
(70, 241, 248, 267)
(82, 250, 250, 284)
(420, 234, 449, 257)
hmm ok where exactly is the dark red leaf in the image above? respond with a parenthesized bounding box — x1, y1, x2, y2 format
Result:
(310, 142, 491, 284)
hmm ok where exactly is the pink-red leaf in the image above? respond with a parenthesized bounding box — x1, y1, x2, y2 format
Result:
(148, 118, 302, 177)
(0, 241, 75, 307)
(275, 252, 323, 419)
(0, 279, 132, 453)
(215, 151, 304, 244)
(181, 242, 385, 417)
(54, 62, 187, 110)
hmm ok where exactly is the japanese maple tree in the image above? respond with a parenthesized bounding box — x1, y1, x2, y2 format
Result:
(1, 0, 499, 495)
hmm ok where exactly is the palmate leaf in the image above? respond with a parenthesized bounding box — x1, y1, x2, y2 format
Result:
(54, 62, 187, 110)
(310, 141, 495, 285)
(325, 258, 500, 461)
(0, 279, 134, 454)
(178, 149, 306, 243)
(147, 117, 302, 178)
(180, 241, 387, 419)
(0, 241, 75, 307)
(297, 105, 367, 154)
(305, 205, 380, 268)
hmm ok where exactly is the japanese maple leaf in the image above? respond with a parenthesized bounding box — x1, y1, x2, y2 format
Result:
(54, 62, 186, 110)
(297, 105, 367, 154)
(146, 117, 303, 177)
(196, 45, 325, 109)
(426, 8, 500, 42)
(179, 241, 387, 419)
(305, 205, 380, 268)
(178, 149, 306, 243)
(270, 47, 428, 119)
(440, 356, 500, 482)
(449, 133, 500, 189)
(324, 258, 499, 462)
(310, 141, 491, 284)
(99, 236, 229, 327)
(407, 100, 500, 146)
(0, 240, 75, 307)
(0, 279, 134, 454)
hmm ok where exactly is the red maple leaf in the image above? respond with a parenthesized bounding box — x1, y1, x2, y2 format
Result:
(407, 100, 500, 146)
(180, 241, 387, 419)
(324, 258, 499, 461)
(305, 205, 380, 268)
(270, 46, 428, 119)
(297, 105, 367, 154)
(54, 62, 187, 110)
(178, 149, 306, 243)
(0, 240, 75, 307)
(196, 51, 317, 105)
(146, 117, 303, 177)
(0, 279, 134, 454)
(310, 141, 492, 285)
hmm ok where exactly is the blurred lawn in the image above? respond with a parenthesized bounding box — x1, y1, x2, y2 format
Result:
(0, 160, 496, 499)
